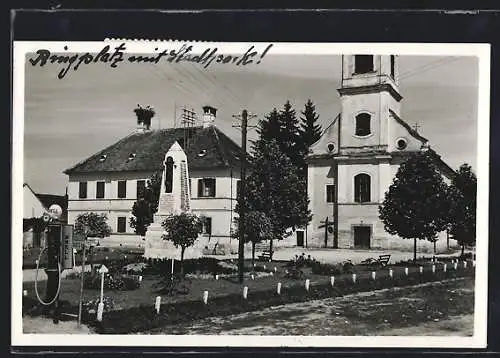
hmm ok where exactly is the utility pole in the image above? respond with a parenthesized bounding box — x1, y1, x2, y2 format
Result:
(232, 109, 257, 283)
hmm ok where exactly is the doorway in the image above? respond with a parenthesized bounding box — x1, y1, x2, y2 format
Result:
(353, 226, 371, 249)
(296, 230, 304, 247)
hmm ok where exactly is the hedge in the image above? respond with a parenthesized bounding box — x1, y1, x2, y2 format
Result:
(91, 265, 475, 334)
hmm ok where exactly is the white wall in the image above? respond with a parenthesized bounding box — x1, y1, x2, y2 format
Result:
(23, 185, 46, 218)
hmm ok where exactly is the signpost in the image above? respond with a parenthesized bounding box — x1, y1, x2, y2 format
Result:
(97, 264, 109, 322)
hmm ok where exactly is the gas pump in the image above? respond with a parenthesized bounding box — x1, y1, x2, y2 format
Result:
(33, 204, 73, 324)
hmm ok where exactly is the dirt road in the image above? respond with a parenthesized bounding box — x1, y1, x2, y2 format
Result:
(152, 278, 474, 336)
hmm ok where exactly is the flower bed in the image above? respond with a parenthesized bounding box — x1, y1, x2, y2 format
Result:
(91, 264, 475, 334)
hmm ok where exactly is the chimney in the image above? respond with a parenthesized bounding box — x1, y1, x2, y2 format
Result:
(134, 105, 155, 132)
(202, 106, 217, 128)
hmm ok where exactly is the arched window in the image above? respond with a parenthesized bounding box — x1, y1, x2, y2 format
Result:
(354, 174, 371, 203)
(354, 55, 374, 74)
(355, 113, 371, 136)
(164, 156, 174, 193)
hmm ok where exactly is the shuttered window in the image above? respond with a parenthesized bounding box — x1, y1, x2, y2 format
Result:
(198, 178, 216, 197)
(79, 182, 87, 199)
(118, 180, 127, 198)
(117, 217, 127, 233)
(96, 181, 105, 199)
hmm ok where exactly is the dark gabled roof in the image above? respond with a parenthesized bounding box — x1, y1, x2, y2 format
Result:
(64, 126, 242, 175)
(35, 193, 68, 211)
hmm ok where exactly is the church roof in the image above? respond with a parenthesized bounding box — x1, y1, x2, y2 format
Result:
(64, 126, 242, 175)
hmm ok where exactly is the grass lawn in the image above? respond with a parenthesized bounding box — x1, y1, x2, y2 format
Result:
(23, 258, 471, 312)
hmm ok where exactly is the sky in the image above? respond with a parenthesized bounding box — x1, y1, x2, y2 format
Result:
(23, 52, 479, 195)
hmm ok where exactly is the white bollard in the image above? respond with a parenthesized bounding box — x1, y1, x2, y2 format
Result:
(155, 296, 161, 314)
(443, 263, 447, 272)
(404, 267, 409, 276)
(203, 290, 209, 305)
(330, 276, 335, 287)
(215, 274, 219, 280)
(371, 271, 376, 280)
(464, 261, 467, 269)
(274, 266, 277, 273)
(432, 264, 436, 273)
(473, 260, 476, 267)
(23, 290, 28, 297)
(139, 275, 143, 283)
(251, 274, 255, 280)
(277, 282, 282, 295)
(352, 273, 357, 283)
(263, 265, 266, 270)
(419, 266, 423, 274)
(270, 271, 274, 276)
(454, 262, 458, 270)
(243, 286, 248, 299)
(389, 269, 393, 278)
(97, 302, 104, 322)
(305, 279, 310, 291)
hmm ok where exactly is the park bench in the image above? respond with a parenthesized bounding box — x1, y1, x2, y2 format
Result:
(360, 254, 391, 267)
(258, 250, 274, 262)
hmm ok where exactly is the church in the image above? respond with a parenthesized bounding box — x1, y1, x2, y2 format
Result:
(305, 54, 456, 252)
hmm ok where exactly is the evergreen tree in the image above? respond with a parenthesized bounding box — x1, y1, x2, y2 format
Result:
(255, 108, 281, 145)
(129, 172, 161, 235)
(299, 99, 322, 149)
(448, 163, 477, 256)
(378, 152, 450, 261)
(238, 139, 311, 259)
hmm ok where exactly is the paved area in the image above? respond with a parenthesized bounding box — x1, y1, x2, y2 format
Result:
(22, 316, 93, 334)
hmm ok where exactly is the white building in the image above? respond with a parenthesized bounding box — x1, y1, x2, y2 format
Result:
(306, 54, 456, 252)
(64, 106, 242, 251)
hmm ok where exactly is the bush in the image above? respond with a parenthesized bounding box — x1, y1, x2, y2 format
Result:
(284, 266, 304, 280)
(153, 276, 191, 295)
(83, 296, 115, 316)
(83, 272, 141, 291)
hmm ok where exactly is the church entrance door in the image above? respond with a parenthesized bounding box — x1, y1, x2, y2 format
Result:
(353, 226, 371, 249)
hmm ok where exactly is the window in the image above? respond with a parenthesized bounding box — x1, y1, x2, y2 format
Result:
(326, 184, 335, 203)
(189, 179, 192, 197)
(198, 178, 216, 197)
(354, 55, 374, 74)
(390, 55, 395, 79)
(117, 180, 127, 198)
(96, 181, 105, 199)
(202, 217, 212, 235)
(136, 180, 146, 199)
(355, 113, 371, 136)
(164, 156, 174, 193)
(78, 182, 87, 199)
(354, 174, 371, 203)
(117, 217, 127, 233)
(396, 138, 407, 150)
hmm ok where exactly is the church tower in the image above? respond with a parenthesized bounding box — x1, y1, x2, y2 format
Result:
(338, 55, 402, 152)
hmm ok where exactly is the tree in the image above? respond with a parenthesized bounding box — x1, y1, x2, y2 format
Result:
(448, 163, 477, 256)
(233, 211, 273, 267)
(239, 139, 311, 259)
(299, 99, 322, 150)
(378, 152, 450, 262)
(134, 105, 155, 130)
(74, 212, 112, 239)
(129, 172, 161, 235)
(162, 212, 202, 275)
(74, 212, 112, 272)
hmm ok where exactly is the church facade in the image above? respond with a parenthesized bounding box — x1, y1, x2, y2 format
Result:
(306, 55, 456, 252)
